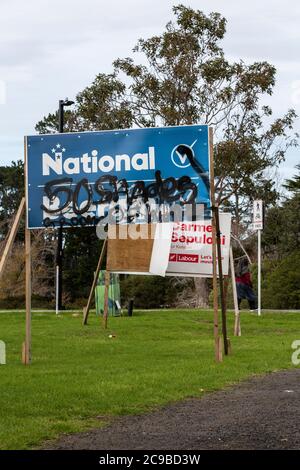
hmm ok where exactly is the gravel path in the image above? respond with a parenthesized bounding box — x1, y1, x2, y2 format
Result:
(45, 369, 300, 450)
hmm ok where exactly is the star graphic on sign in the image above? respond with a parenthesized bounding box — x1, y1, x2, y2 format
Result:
(62, 148, 66, 152)
(56, 143, 61, 148)
(51, 148, 56, 153)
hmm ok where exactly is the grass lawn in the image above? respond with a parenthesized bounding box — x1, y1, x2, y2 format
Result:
(0, 309, 299, 449)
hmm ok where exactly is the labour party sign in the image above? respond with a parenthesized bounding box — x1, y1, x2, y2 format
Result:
(25, 125, 210, 229)
(166, 213, 231, 277)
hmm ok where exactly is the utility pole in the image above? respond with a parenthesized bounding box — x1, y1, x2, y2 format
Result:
(55, 98, 74, 314)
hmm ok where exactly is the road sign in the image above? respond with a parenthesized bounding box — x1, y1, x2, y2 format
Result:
(25, 125, 211, 229)
(252, 199, 263, 230)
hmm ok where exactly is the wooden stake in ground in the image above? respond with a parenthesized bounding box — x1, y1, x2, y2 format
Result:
(230, 246, 241, 336)
(83, 238, 108, 325)
(23, 227, 31, 365)
(103, 270, 110, 329)
(209, 127, 222, 362)
(22, 137, 32, 365)
(0, 197, 25, 279)
(223, 276, 229, 311)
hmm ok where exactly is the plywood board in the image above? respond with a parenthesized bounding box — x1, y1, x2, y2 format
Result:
(107, 225, 156, 273)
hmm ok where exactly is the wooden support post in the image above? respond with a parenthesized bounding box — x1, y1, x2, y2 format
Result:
(23, 227, 31, 365)
(0, 197, 25, 279)
(214, 204, 229, 356)
(83, 238, 108, 325)
(212, 212, 222, 362)
(209, 127, 222, 362)
(23, 136, 31, 365)
(230, 246, 241, 336)
(103, 270, 110, 329)
(224, 276, 229, 311)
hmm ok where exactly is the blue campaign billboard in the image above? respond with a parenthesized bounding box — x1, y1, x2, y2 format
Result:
(25, 125, 211, 229)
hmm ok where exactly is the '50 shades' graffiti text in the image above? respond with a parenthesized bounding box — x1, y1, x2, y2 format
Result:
(41, 170, 198, 227)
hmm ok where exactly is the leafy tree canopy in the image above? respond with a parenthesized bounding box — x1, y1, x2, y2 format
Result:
(0, 160, 24, 238)
(263, 165, 300, 258)
(32, 5, 299, 306)
(35, 4, 297, 225)
(283, 164, 300, 194)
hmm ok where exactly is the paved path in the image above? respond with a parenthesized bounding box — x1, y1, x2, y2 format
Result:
(45, 369, 300, 450)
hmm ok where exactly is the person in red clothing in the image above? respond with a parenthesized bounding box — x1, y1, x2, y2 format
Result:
(235, 258, 257, 311)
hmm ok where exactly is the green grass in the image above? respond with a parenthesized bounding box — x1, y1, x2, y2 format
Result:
(0, 309, 299, 449)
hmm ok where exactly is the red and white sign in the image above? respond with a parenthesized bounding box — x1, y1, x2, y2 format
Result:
(165, 213, 231, 277)
(169, 253, 177, 262)
(169, 253, 199, 263)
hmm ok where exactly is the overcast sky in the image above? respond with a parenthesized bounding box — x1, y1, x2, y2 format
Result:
(0, 0, 299, 179)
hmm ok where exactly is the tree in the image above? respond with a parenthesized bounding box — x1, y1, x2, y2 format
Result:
(62, 228, 103, 302)
(263, 165, 300, 259)
(260, 252, 300, 309)
(36, 5, 297, 217)
(35, 4, 298, 306)
(0, 160, 24, 240)
(254, 165, 300, 309)
(283, 164, 300, 193)
(121, 274, 179, 308)
(113, 5, 297, 220)
(0, 160, 55, 305)
(35, 73, 132, 134)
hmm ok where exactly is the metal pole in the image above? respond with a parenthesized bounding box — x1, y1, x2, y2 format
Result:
(58, 100, 64, 133)
(55, 100, 65, 312)
(257, 229, 261, 316)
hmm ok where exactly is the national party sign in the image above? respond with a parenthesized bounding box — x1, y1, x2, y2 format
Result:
(25, 125, 210, 229)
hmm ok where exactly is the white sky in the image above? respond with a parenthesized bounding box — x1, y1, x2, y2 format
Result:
(0, 0, 299, 179)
